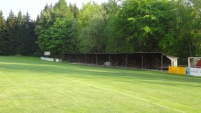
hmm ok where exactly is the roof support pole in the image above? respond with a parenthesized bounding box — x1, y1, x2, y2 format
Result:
(161, 54, 163, 71)
(126, 54, 128, 67)
(68, 54, 70, 62)
(78, 55, 79, 63)
(85, 54, 86, 64)
(109, 55, 111, 66)
(142, 54, 143, 69)
(96, 54, 98, 65)
(188, 57, 190, 68)
(61, 53, 64, 61)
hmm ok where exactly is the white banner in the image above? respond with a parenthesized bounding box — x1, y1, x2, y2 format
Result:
(41, 57, 54, 62)
(187, 68, 201, 77)
(44, 51, 50, 56)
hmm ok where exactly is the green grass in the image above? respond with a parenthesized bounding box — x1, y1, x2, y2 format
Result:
(0, 56, 201, 113)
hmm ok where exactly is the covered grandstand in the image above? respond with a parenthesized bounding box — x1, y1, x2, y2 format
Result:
(63, 52, 177, 70)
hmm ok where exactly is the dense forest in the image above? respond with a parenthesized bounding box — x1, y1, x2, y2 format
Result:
(0, 0, 201, 64)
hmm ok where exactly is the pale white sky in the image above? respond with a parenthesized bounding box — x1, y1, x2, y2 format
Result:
(0, 0, 108, 20)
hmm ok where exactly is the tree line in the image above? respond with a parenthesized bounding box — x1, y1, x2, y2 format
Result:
(0, 0, 201, 64)
(0, 10, 37, 56)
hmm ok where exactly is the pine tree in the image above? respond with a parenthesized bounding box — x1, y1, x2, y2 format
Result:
(70, 3, 79, 18)
(0, 11, 6, 55)
(6, 10, 17, 55)
(21, 12, 37, 55)
(15, 11, 24, 55)
(53, 0, 73, 19)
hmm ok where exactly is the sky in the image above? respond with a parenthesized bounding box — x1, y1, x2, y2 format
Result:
(0, 0, 108, 20)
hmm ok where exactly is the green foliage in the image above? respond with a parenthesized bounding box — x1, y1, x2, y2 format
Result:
(0, 11, 6, 55)
(78, 2, 107, 53)
(80, 18, 106, 53)
(1, 0, 201, 64)
(69, 3, 79, 18)
(103, 0, 201, 63)
(77, 2, 104, 31)
(103, 0, 123, 53)
(0, 10, 38, 56)
(170, 0, 201, 63)
(14, 12, 37, 55)
(35, 1, 77, 57)
(53, 0, 73, 18)
(44, 18, 77, 56)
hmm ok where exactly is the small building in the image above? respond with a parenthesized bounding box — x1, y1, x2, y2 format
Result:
(63, 52, 177, 70)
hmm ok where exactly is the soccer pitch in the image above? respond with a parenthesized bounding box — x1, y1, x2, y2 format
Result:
(0, 56, 201, 113)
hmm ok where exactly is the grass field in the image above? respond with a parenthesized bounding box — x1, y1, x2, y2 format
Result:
(0, 56, 201, 113)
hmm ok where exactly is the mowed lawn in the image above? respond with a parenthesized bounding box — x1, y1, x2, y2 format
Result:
(0, 57, 201, 113)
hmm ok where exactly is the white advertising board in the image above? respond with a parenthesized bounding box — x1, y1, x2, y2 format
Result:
(187, 68, 201, 77)
(41, 57, 54, 62)
(44, 51, 51, 56)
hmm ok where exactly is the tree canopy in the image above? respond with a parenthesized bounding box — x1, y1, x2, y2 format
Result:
(0, 0, 201, 64)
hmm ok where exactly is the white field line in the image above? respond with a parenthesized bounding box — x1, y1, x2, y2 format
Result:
(58, 75, 184, 113)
